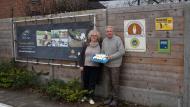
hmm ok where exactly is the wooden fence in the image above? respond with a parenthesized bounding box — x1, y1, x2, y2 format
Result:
(0, 3, 190, 107)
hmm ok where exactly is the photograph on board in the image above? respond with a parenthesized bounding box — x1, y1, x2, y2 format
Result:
(36, 31, 51, 46)
(51, 29, 69, 47)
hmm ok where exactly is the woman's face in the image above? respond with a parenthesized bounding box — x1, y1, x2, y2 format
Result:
(90, 33, 98, 42)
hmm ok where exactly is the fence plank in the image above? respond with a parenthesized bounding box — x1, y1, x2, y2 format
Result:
(124, 57, 183, 66)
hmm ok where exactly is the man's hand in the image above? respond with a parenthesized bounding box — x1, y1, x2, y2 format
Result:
(106, 55, 112, 60)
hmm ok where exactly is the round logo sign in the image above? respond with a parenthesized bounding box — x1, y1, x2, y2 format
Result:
(128, 23, 142, 35)
(125, 20, 145, 37)
(130, 38, 140, 48)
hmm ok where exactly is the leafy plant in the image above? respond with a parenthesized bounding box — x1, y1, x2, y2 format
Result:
(0, 61, 38, 89)
(43, 79, 88, 102)
(12, 68, 38, 89)
(0, 61, 88, 103)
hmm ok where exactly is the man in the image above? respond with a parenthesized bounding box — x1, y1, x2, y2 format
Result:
(101, 26, 125, 106)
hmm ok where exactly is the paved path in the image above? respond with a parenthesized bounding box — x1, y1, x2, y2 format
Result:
(0, 89, 101, 107)
(0, 89, 146, 107)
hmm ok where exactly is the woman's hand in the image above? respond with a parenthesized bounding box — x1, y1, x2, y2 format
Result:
(80, 67, 84, 71)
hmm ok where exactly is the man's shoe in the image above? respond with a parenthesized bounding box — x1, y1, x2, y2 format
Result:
(103, 97, 113, 105)
(109, 100, 118, 107)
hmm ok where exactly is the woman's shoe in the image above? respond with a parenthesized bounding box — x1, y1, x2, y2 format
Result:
(89, 98, 95, 105)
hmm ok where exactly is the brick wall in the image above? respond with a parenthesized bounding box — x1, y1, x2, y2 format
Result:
(0, 0, 55, 19)
(0, 0, 14, 19)
(0, 0, 91, 19)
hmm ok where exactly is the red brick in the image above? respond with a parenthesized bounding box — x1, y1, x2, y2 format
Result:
(0, 0, 55, 19)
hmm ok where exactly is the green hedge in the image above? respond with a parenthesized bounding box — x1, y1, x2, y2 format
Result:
(0, 61, 38, 89)
(41, 79, 88, 102)
(0, 61, 87, 103)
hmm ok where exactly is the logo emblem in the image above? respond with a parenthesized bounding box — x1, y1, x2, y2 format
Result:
(130, 38, 140, 48)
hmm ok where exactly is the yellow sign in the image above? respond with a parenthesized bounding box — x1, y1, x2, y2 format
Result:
(155, 17, 173, 31)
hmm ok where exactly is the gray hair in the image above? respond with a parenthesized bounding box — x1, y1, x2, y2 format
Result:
(106, 26, 114, 31)
(87, 30, 101, 42)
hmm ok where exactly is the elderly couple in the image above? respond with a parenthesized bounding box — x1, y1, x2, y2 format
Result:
(79, 26, 125, 107)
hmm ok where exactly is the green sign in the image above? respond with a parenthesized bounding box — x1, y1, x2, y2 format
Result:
(158, 39, 171, 53)
(130, 38, 140, 48)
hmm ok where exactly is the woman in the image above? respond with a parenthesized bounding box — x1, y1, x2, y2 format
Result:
(79, 30, 101, 105)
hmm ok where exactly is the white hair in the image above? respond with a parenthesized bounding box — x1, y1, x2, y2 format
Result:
(87, 30, 101, 42)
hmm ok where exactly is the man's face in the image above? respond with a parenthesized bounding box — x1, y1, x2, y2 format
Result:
(106, 27, 113, 38)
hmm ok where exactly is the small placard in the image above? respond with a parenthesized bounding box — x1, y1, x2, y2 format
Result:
(124, 19, 146, 52)
(155, 17, 173, 31)
(158, 40, 171, 53)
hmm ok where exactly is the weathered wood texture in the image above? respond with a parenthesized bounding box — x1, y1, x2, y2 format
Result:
(0, 18, 13, 61)
(106, 3, 185, 106)
(108, 4, 184, 93)
(0, 3, 187, 106)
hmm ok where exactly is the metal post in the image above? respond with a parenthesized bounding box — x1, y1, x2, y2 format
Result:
(93, 14, 96, 30)
(14, 13, 96, 23)
(12, 22, 17, 61)
(138, 0, 140, 5)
